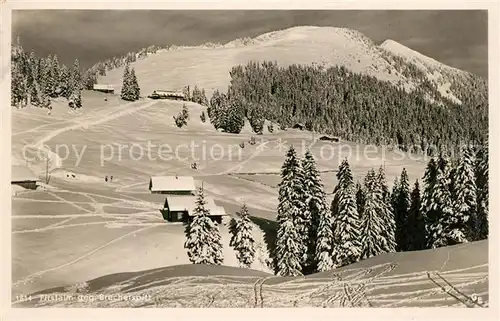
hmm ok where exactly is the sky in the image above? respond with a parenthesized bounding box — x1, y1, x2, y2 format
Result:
(12, 10, 488, 78)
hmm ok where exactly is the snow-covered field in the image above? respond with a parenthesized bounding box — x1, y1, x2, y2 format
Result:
(13, 241, 488, 308)
(11, 91, 430, 302)
(13, 25, 481, 305)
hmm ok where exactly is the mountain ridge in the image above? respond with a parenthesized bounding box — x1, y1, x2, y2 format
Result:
(96, 25, 486, 105)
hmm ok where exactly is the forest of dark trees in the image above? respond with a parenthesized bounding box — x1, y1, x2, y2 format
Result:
(208, 60, 488, 154)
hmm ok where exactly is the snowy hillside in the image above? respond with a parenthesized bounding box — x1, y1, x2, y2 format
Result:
(14, 240, 488, 308)
(97, 26, 486, 105)
(93, 27, 424, 99)
(380, 39, 487, 105)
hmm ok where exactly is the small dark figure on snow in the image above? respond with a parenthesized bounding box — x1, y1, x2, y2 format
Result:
(105, 176, 108, 182)
(110, 175, 113, 182)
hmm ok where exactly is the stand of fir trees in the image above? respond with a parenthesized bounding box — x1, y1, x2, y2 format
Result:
(270, 142, 488, 276)
(229, 204, 256, 268)
(120, 64, 140, 101)
(209, 61, 487, 153)
(184, 187, 224, 265)
(11, 37, 84, 109)
(207, 89, 246, 134)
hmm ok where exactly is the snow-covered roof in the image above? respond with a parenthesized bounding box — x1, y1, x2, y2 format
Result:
(93, 84, 114, 90)
(164, 195, 226, 216)
(149, 176, 196, 193)
(11, 165, 40, 182)
(153, 90, 185, 96)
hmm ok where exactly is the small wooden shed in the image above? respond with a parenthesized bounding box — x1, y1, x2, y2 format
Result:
(12, 165, 40, 190)
(93, 84, 115, 94)
(319, 135, 340, 142)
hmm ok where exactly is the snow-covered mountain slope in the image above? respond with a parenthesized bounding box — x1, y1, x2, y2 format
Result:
(380, 39, 474, 105)
(98, 26, 485, 105)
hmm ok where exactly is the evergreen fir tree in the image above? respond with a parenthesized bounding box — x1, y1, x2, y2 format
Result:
(377, 166, 396, 252)
(405, 179, 426, 251)
(71, 58, 82, 92)
(191, 85, 203, 104)
(224, 99, 245, 133)
(275, 219, 303, 276)
(301, 150, 327, 273)
(475, 142, 489, 240)
(59, 65, 71, 98)
(390, 177, 400, 218)
(183, 85, 191, 101)
(208, 90, 229, 130)
(184, 187, 224, 265)
(181, 104, 189, 120)
(130, 67, 140, 100)
(421, 157, 439, 249)
(71, 89, 82, 108)
(29, 79, 41, 106)
(11, 63, 27, 107)
(331, 159, 362, 267)
(40, 57, 53, 97)
(275, 145, 306, 276)
(355, 182, 366, 218)
(120, 64, 135, 101)
(229, 204, 256, 268)
(361, 168, 393, 259)
(453, 146, 477, 240)
(429, 162, 469, 248)
(395, 168, 411, 251)
(50, 54, 61, 97)
(315, 201, 335, 272)
(201, 88, 209, 106)
(39, 90, 51, 109)
(248, 102, 265, 134)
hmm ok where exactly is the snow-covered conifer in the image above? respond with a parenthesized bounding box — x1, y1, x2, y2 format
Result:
(395, 168, 411, 251)
(120, 64, 135, 101)
(184, 187, 224, 265)
(230, 204, 256, 268)
(475, 142, 489, 240)
(331, 159, 362, 267)
(275, 219, 303, 276)
(429, 161, 468, 248)
(315, 202, 335, 272)
(453, 146, 477, 241)
(355, 182, 366, 218)
(377, 166, 396, 252)
(360, 168, 394, 259)
(130, 67, 140, 100)
(421, 157, 438, 249)
(302, 150, 327, 273)
(275, 145, 306, 276)
(405, 179, 426, 251)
